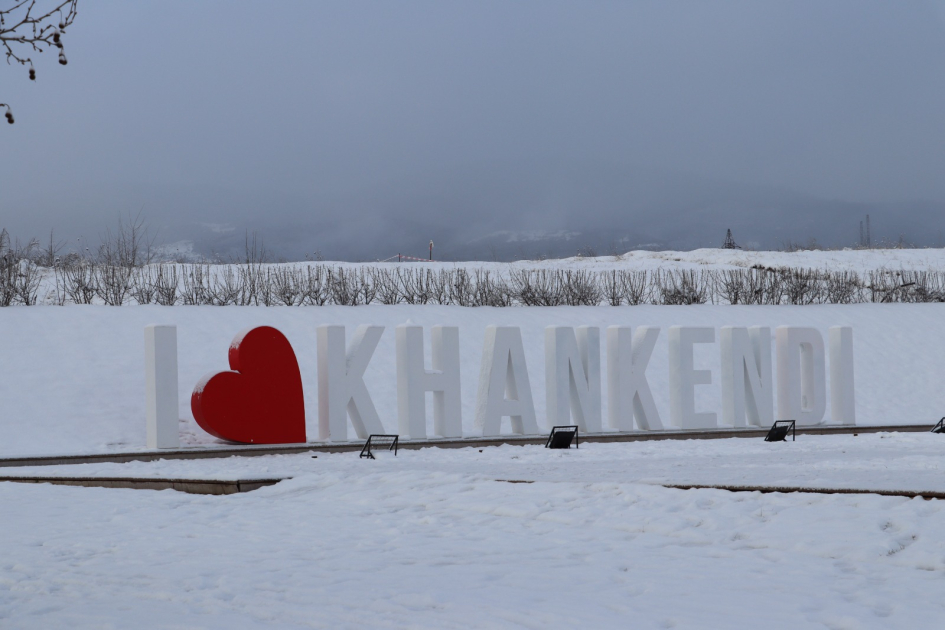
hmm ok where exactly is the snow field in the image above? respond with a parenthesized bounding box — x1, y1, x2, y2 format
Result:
(4, 251, 945, 627)
(3, 435, 945, 628)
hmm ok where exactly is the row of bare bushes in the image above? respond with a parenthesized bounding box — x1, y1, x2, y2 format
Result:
(4, 259, 945, 306)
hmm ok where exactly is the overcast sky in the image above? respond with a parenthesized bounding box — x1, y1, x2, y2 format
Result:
(4, 1, 945, 259)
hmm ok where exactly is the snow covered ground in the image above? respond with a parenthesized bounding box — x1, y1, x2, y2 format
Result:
(4, 249, 945, 628)
(7, 430, 945, 494)
(438, 246, 945, 273)
(3, 434, 945, 628)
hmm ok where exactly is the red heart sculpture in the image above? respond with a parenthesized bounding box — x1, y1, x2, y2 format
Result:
(191, 326, 306, 444)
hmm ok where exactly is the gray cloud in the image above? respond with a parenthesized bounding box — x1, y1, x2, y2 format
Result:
(4, 1, 945, 260)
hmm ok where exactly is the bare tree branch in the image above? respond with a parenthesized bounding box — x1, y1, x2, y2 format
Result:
(1, 0, 79, 124)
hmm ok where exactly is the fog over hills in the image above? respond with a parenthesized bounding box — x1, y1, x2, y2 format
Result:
(4, 1, 945, 261)
(145, 162, 945, 262)
(10, 162, 945, 263)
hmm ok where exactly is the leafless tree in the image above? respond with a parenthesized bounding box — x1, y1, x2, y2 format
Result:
(1, 0, 78, 123)
(98, 212, 154, 268)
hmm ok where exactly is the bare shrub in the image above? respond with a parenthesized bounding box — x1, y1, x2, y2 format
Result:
(59, 259, 96, 304)
(153, 265, 179, 306)
(180, 264, 211, 305)
(824, 271, 861, 304)
(908, 271, 945, 303)
(782, 268, 822, 305)
(12, 259, 43, 305)
(269, 267, 302, 306)
(330, 267, 371, 306)
(511, 270, 562, 306)
(449, 269, 475, 306)
(359, 268, 377, 305)
(209, 266, 245, 306)
(233, 233, 271, 306)
(717, 270, 750, 305)
(429, 270, 450, 305)
(600, 270, 622, 306)
(49, 261, 69, 305)
(94, 264, 133, 305)
(0, 230, 42, 305)
(656, 270, 709, 305)
(398, 268, 427, 305)
(131, 267, 157, 305)
(474, 270, 512, 307)
(756, 268, 785, 305)
(867, 270, 910, 303)
(620, 270, 649, 305)
(373, 268, 401, 305)
(14, 257, 43, 306)
(562, 270, 601, 306)
(237, 264, 263, 305)
(299, 265, 330, 306)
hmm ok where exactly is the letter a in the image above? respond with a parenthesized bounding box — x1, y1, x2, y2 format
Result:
(475, 326, 539, 436)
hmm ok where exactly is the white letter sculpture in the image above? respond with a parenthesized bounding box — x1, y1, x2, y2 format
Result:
(606, 326, 663, 431)
(145, 324, 180, 449)
(475, 326, 539, 436)
(317, 325, 385, 441)
(720, 327, 773, 428)
(396, 324, 462, 439)
(829, 326, 855, 425)
(669, 326, 717, 430)
(776, 327, 827, 426)
(545, 326, 602, 432)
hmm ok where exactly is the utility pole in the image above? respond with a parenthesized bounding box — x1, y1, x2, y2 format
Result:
(866, 214, 871, 248)
(429, 240, 434, 261)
